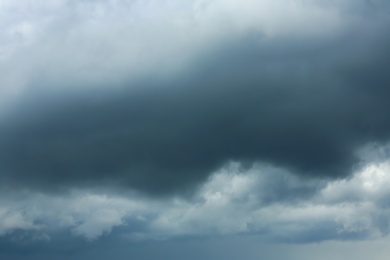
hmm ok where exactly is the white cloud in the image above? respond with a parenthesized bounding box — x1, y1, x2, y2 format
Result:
(68, 194, 140, 240)
(0, 191, 154, 241)
(0, 0, 370, 108)
(0, 207, 37, 236)
(3, 159, 390, 242)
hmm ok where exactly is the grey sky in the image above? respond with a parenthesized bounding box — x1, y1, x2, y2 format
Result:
(1, 0, 390, 259)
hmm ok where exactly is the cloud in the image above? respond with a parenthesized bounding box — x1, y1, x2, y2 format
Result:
(2, 21, 390, 195)
(0, 1, 389, 195)
(0, 191, 152, 241)
(0, 0, 377, 103)
(149, 162, 385, 242)
(3, 1, 390, 258)
(0, 209, 37, 236)
(1, 157, 390, 244)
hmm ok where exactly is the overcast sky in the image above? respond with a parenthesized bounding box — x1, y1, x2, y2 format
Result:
(1, 0, 390, 259)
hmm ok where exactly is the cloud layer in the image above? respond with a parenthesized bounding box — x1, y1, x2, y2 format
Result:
(1, 1, 390, 258)
(2, 22, 390, 194)
(1, 159, 390, 244)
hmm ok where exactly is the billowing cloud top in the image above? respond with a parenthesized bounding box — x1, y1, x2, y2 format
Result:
(1, 1, 390, 258)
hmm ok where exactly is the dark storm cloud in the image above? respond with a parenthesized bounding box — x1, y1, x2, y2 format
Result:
(1, 22, 390, 195)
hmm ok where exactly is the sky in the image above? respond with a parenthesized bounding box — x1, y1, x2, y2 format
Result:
(1, 0, 390, 259)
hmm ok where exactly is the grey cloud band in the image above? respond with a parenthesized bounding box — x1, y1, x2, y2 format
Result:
(1, 27, 390, 195)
